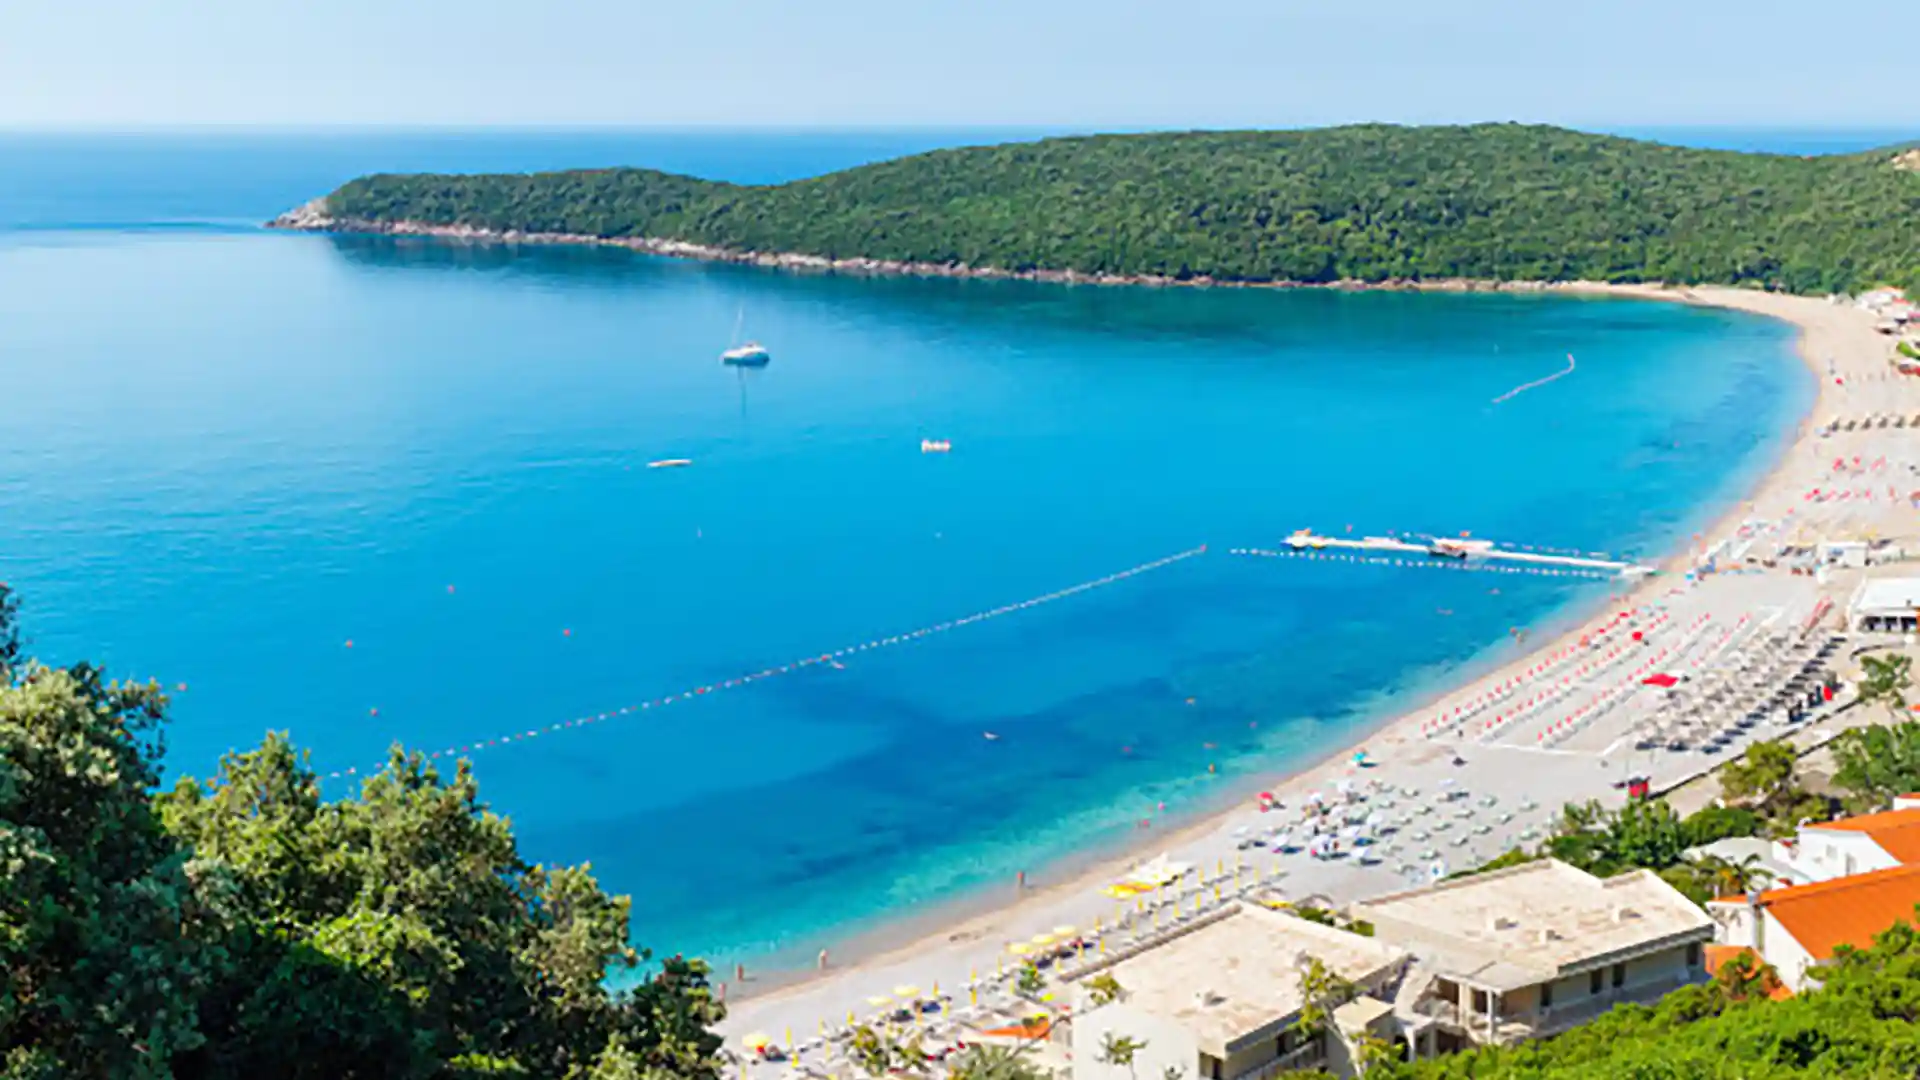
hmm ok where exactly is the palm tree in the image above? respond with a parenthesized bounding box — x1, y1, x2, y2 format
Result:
(1695, 852, 1774, 896)
(1098, 1033, 1149, 1079)
(948, 1044, 1050, 1080)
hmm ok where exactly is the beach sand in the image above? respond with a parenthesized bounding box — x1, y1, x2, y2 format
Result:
(719, 283, 1913, 1045)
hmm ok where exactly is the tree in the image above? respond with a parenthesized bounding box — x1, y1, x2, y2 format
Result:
(1832, 721, 1920, 812)
(1348, 1030, 1400, 1076)
(1662, 853, 1773, 906)
(1717, 740, 1818, 831)
(0, 580, 21, 679)
(1097, 1033, 1148, 1078)
(0, 662, 218, 1079)
(849, 1025, 892, 1078)
(1679, 804, 1760, 847)
(1084, 973, 1125, 1007)
(0, 591, 726, 1080)
(948, 1044, 1050, 1080)
(1547, 798, 1690, 876)
(1292, 956, 1356, 1043)
(1856, 653, 1912, 720)
(1710, 950, 1782, 1004)
(1015, 963, 1046, 997)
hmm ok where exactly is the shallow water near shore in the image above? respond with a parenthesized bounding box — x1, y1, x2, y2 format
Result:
(0, 132, 1811, 975)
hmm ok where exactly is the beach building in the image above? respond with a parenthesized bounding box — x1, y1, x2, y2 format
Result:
(1350, 860, 1712, 1053)
(1069, 904, 1408, 1080)
(1845, 576, 1920, 632)
(1771, 800, 1920, 884)
(1706, 863, 1920, 992)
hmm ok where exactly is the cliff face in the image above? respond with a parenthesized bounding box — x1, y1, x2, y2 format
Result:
(269, 198, 336, 230)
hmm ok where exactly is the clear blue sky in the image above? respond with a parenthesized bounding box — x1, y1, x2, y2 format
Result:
(1, 0, 1907, 129)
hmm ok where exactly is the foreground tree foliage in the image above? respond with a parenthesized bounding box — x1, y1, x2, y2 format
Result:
(0, 585, 723, 1080)
(321, 125, 1920, 296)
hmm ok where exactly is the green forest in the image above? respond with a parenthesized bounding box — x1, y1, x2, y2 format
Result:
(317, 124, 1920, 296)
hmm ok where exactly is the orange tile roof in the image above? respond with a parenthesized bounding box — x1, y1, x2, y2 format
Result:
(1747, 863, 1920, 962)
(1805, 807, 1920, 863)
(1704, 945, 1792, 1000)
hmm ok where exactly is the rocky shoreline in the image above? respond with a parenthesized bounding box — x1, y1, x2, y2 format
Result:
(266, 199, 1686, 298)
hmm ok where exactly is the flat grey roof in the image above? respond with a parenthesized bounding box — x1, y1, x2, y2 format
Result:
(1097, 905, 1405, 1054)
(1351, 859, 1712, 991)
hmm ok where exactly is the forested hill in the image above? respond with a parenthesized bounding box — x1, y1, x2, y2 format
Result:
(307, 124, 1920, 295)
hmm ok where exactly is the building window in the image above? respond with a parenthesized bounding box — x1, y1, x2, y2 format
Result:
(1540, 981, 1553, 1008)
(1687, 942, 1703, 968)
(1611, 963, 1625, 989)
(1589, 970, 1603, 995)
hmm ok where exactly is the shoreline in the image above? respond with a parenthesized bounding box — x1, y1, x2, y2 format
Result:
(264, 214, 1889, 1027)
(713, 285, 1875, 1030)
(267, 206, 1717, 300)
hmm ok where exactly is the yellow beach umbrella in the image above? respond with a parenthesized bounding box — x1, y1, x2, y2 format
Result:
(1007, 942, 1033, 956)
(742, 1033, 771, 1051)
(866, 995, 892, 1008)
(893, 984, 921, 1000)
(1029, 933, 1055, 947)
(1052, 925, 1077, 938)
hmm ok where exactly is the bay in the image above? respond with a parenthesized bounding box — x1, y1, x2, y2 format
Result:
(0, 131, 1812, 970)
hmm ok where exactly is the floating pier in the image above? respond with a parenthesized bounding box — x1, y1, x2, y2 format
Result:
(1275, 531, 1653, 577)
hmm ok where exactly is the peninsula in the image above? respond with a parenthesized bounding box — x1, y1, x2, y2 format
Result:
(274, 124, 1920, 296)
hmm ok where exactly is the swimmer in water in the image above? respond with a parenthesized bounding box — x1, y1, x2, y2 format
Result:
(983, 732, 999, 741)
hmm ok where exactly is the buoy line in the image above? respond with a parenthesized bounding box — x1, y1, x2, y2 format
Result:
(320, 545, 1209, 782)
(1492, 353, 1576, 405)
(1229, 546, 1617, 581)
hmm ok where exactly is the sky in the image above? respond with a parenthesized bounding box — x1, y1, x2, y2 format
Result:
(0, 0, 1909, 129)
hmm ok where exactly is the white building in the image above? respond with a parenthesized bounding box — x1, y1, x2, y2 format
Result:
(1069, 904, 1408, 1080)
(1773, 803, 1920, 883)
(1846, 577, 1920, 633)
(1707, 863, 1920, 992)
(1349, 860, 1713, 1054)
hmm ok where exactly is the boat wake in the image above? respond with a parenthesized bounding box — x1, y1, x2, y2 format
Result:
(1492, 353, 1576, 404)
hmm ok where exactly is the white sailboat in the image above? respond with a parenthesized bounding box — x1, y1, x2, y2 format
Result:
(720, 307, 770, 367)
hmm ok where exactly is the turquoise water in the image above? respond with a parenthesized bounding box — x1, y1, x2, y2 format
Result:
(0, 133, 1812, 972)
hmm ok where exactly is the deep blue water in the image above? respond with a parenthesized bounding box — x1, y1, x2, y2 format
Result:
(0, 131, 1815, 972)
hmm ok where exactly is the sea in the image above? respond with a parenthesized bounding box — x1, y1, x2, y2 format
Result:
(0, 125, 1863, 974)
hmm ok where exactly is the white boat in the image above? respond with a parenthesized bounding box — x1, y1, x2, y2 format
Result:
(1428, 537, 1495, 559)
(720, 307, 771, 367)
(721, 342, 770, 366)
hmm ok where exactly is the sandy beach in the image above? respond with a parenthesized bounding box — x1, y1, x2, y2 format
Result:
(715, 282, 1916, 1049)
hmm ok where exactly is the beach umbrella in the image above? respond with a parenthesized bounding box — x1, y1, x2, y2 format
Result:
(866, 995, 892, 1008)
(1007, 942, 1032, 956)
(1053, 924, 1078, 937)
(1029, 933, 1055, 947)
(893, 984, 921, 1000)
(742, 1033, 771, 1051)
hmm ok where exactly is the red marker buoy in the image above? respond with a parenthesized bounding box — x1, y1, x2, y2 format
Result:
(344, 639, 354, 648)
(369, 708, 379, 717)
(563, 628, 572, 637)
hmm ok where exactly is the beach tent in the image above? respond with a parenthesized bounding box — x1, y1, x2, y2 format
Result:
(1643, 673, 1680, 688)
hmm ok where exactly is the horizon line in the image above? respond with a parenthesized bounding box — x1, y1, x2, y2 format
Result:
(1, 120, 1916, 137)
